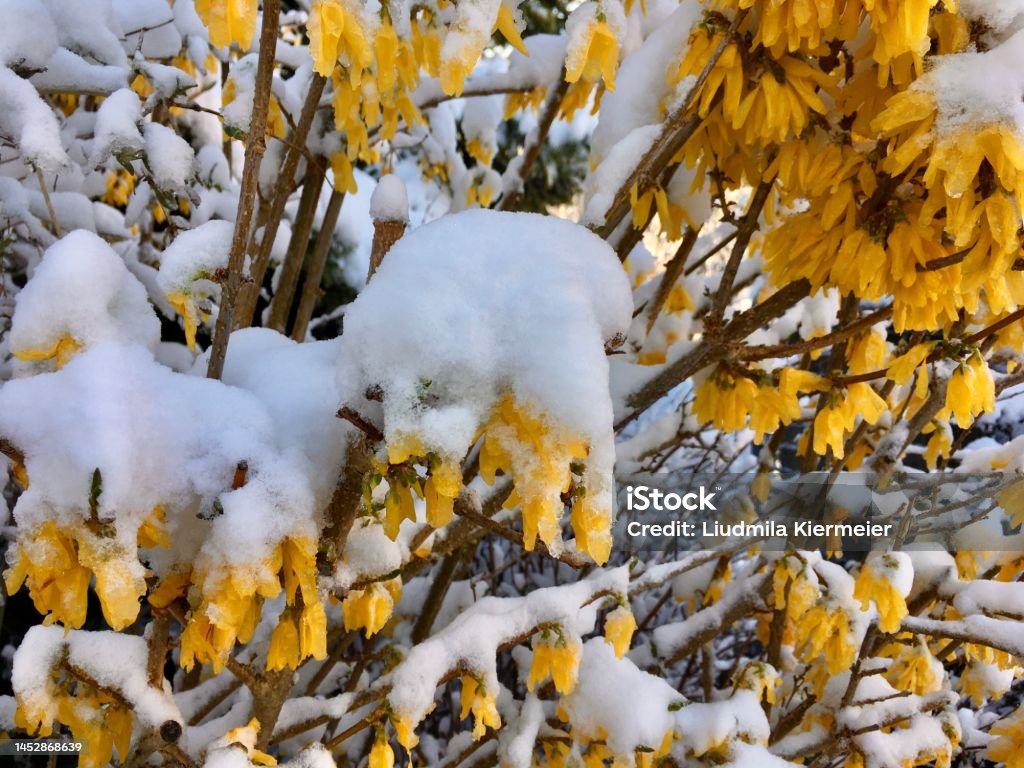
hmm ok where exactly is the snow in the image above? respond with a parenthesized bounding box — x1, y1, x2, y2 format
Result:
(370, 174, 409, 222)
(561, 638, 678, 756)
(9, 230, 160, 362)
(338, 209, 632, 538)
(0, 0, 57, 71)
(0, 67, 68, 171)
(31, 47, 128, 94)
(387, 567, 628, 726)
(89, 88, 144, 165)
(144, 122, 196, 196)
(927, 28, 1024, 135)
(13, 625, 182, 729)
(41, 0, 128, 69)
(957, 0, 1024, 34)
(582, 124, 661, 228)
(589, 1, 701, 163)
(157, 219, 235, 295)
(114, 0, 182, 59)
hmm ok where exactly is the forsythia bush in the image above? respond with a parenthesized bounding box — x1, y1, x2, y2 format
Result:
(0, 0, 1022, 767)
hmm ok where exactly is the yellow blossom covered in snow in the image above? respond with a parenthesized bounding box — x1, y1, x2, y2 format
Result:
(853, 553, 909, 633)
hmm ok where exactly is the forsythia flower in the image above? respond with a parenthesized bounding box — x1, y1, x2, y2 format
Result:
(853, 552, 910, 633)
(5, 521, 147, 631)
(812, 383, 887, 459)
(937, 355, 995, 428)
(460, 675, 501, 740)
(12, 333, 82, 369)
(886, 639, 942, 695)
(165, 290, 210, 353)
(194, 0, 257, 50)
(987, 706, 1024, 768)
(342, 579, 400, 636)
(219, 719, 277, 766)
(308, 0, 373, 80)
(369, 728, 395, 768)
(102, 170, 134, 207)
(604, 605, 636, 658)
(565, 15, 619, 91)
(797, 599, 856, 676)
(528, 631, 582, 694)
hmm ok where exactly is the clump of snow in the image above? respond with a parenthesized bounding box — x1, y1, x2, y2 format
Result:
(0, 0, 58, 71)
(144, 122, 196, 196)
(157, 219, 234, 295)
(41, 0, 128, 69)
(0, 68, 68, 171)
(10, 230, 160, 361)
(113, 0, 181, 59)
(370, 174, 409, 223)
(338, 209, 632, 520)
(13, 625, 182, 729)
(89, 88, 144, 165)
(925, 28, 1024, 135)
(957, 0, 1024, 35)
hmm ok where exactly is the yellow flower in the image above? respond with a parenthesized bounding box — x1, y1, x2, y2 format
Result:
(102, 170, 134, 207)
(369, 728, 395, 768)
(886, 639, 942, 695)
(342, 581, 395, 636)
(565, 18, 618, 91)
(853, 553, 909, 633)
(195, 0, 257, 50)
(937, 355, 995, 428)
(384, 480, 416, 540)
(459, 675, 501, 740)
(220, 718, 278, 766)
(166, 290, 208, 352)
(923, 425, 953, 471)
(495, 5, 529, 56)
(425, 459, 461, 528)
(527, 632, 581, 694)
(137, 505, 170, 549)
(570, 495, 612, 565)
(960, 660, 1015, 706)
(76, 537, 147, 630)
(392, 713, 420, 751)
(267, 610, 302, 672)
(798, 598, 856, 675)
(12, 334, 82, 369)
(886, 343, 932, 385)
(6, 522, 92, 629)
(987, 707, 1024, 768)
(604, 606, 636, 658)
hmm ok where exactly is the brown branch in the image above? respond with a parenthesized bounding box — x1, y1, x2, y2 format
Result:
(740, 305, 893, 361)
(705, 178, 774, 337)
(291, 189, 345, 341)
(265, 158, 326, 332)
(644, 227, 699, 334)
(206, 0, 281, 379)
(234, 73, 327, 329)
(336, 406, 384, 443)
(498, 73, 570, 212)
(147, 612, 171, 688)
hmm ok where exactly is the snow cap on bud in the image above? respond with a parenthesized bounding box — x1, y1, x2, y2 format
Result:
(371, 174, 410, 224)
